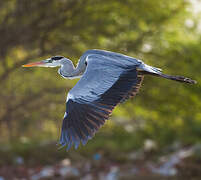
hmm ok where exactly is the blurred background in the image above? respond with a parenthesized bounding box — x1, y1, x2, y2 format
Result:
(0, 0, 201, 179)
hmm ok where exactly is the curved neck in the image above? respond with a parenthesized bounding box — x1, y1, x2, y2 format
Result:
(59, 57, 86, 79)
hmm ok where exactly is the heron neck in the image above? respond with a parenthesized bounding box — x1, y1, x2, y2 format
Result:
(59, 59, 85, 79)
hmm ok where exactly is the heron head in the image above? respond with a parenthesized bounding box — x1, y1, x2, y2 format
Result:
(22, 55, 69, 68)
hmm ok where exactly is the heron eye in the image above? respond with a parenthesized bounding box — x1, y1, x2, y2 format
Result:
(52, 56, 63, 60)
(48, 59, 53, 63)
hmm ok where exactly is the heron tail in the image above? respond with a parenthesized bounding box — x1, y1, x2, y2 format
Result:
(138, 63, 197, 84)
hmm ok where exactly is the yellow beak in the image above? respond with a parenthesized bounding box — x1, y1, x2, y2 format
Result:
(22, 61, 46, 67)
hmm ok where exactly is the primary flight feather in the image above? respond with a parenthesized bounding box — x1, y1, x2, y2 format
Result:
(23, 49, 196, 150)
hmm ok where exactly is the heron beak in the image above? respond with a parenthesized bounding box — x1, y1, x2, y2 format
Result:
(22, 61, 46, 67)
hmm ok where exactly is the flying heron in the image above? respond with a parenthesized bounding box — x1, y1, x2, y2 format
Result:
(23, 49, 196, 150)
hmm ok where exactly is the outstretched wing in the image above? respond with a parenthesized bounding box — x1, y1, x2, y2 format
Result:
(59, 53, 143, 150)
(120, 74, 144, 103)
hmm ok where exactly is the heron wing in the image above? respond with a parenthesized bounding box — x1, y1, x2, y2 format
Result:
(120, 74, 144, 103)
(59, 53, 143, 150)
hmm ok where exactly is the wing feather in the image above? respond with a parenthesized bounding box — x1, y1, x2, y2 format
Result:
(59, 53, 144, 149)
(120, 74, 144, 103)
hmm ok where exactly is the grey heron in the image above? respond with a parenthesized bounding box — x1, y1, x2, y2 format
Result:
(23, 49, 196, 150)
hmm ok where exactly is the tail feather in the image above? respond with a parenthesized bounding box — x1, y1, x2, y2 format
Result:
(138, 63, 197, 84)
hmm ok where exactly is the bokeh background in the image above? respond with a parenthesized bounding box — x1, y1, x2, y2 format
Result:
(0, 0, 201, 179)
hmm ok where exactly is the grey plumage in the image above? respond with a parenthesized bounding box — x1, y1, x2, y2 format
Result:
(23, 49, 197, 150)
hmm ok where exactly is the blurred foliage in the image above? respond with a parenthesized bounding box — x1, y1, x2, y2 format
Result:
(0, 0, 200, 154)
